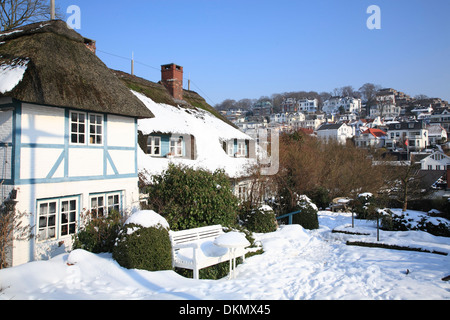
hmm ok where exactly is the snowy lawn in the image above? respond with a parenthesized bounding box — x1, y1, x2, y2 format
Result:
(1, 211, 449, 300)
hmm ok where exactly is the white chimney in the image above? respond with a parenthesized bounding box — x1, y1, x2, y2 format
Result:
(51, 0, 56, 20)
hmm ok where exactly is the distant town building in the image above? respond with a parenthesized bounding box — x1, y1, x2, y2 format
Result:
(355, 128, 387, 149)
(252, 101, 273, 117)
(385, 121, 428, 151)
(297, 98, 319, 113)
(317, 123, 354, 144)
(322, 97, 361, 115)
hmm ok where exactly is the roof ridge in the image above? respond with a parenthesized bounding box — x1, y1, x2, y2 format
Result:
(0, 20, 85, 43)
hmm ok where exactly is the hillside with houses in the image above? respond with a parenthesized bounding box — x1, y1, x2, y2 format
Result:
(218, 87, 450, 199)
(219, 88, 449, 154)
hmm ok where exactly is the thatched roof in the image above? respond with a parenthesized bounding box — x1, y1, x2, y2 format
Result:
(0, 20, 153, 119)
(113, 70, 238, 128)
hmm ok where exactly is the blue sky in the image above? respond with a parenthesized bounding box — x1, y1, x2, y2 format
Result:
(60, 0, 450, 105)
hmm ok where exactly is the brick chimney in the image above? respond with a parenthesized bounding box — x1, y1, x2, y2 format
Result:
(84, 37, 96, 54)
(161, 63, 183, 100)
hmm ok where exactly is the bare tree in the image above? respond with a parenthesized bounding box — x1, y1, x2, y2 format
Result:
(359, 83, 382, 104)
(340, 85, 356, 98)
(384, 158, 423, 212)
(414, 94, 429, 101)
(0, 0, 59, 31)
(0, 204, 33, 269)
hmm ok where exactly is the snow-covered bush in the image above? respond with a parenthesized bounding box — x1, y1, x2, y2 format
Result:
(293, 195, 319, 230)
(112, 211, 172, 271)
(242, 205, 278, 234)
(351, 192, 377, 220)
(381, 209, 450, 237)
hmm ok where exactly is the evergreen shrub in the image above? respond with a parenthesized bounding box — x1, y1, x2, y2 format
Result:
(113, 222, 172, 271)
(307, 187, 331, 210)
(242, 205, 278, 233)
(293, 195, 319, 230)
(72, 211, 123, 253)
(351, 193, 377, 220)
(145, 164, 239, 231)
(381, 210, 450, 237)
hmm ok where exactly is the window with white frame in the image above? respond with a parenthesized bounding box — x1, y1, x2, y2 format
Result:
(38, 197, 78, 241)
(107, 193, 121, 213)
(227, 141, 234, 156)
(70, 112, 86, 144)
(147, 136, 161, 156)
(237, 141, 246, 157)
(89, 192, 122, 217)
(60, 199, 77, 237)
(238, 184, 248, 202)
(70, 111, 103, 145)
(89, 114, 103, 145)
(90, 195, 105, 217)
(170, 137, 183, 157)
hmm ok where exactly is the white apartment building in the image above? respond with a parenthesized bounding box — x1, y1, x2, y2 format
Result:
(385, 121, 429, 151)
(323, 97, 362, 115)
(297, 98, 319, 113)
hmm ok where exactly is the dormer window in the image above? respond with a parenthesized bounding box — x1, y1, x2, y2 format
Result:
(170, 137, 183, 157)
(236, 141, 246, 157)
(147, 136, 161, 156)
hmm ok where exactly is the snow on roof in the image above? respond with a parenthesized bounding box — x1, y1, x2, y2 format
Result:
(134, 91, 256, 178)
(0, 58, 29, 94)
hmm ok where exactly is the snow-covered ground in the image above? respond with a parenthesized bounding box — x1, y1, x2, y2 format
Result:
(1, 210, 449, 300)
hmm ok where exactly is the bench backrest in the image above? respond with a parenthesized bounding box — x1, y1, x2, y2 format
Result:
(170, 225, 224, 245)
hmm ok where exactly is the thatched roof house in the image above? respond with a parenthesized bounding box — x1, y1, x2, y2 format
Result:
(0, 20, 153, 119)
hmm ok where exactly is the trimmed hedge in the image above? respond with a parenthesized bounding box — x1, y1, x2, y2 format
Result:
(112, 223, 172, 272)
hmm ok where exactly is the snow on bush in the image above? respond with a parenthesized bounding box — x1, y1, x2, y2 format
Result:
(124, 210, 170, 231)
(382, 209, 450, 237)
(242, 205, 278, 234)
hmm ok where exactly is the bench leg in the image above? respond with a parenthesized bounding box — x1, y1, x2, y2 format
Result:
(229, 256, 232, 280)
(193, 267, 199, 280)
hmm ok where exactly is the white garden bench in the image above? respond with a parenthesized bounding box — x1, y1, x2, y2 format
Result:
(170, 225, 248, 280)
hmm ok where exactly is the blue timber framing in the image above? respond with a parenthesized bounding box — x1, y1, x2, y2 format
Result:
(6, 101, 138, 186)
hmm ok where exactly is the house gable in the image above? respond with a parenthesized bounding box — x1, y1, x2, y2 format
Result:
(420, 151, 450, 170)
(2, 100, 139, 187)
